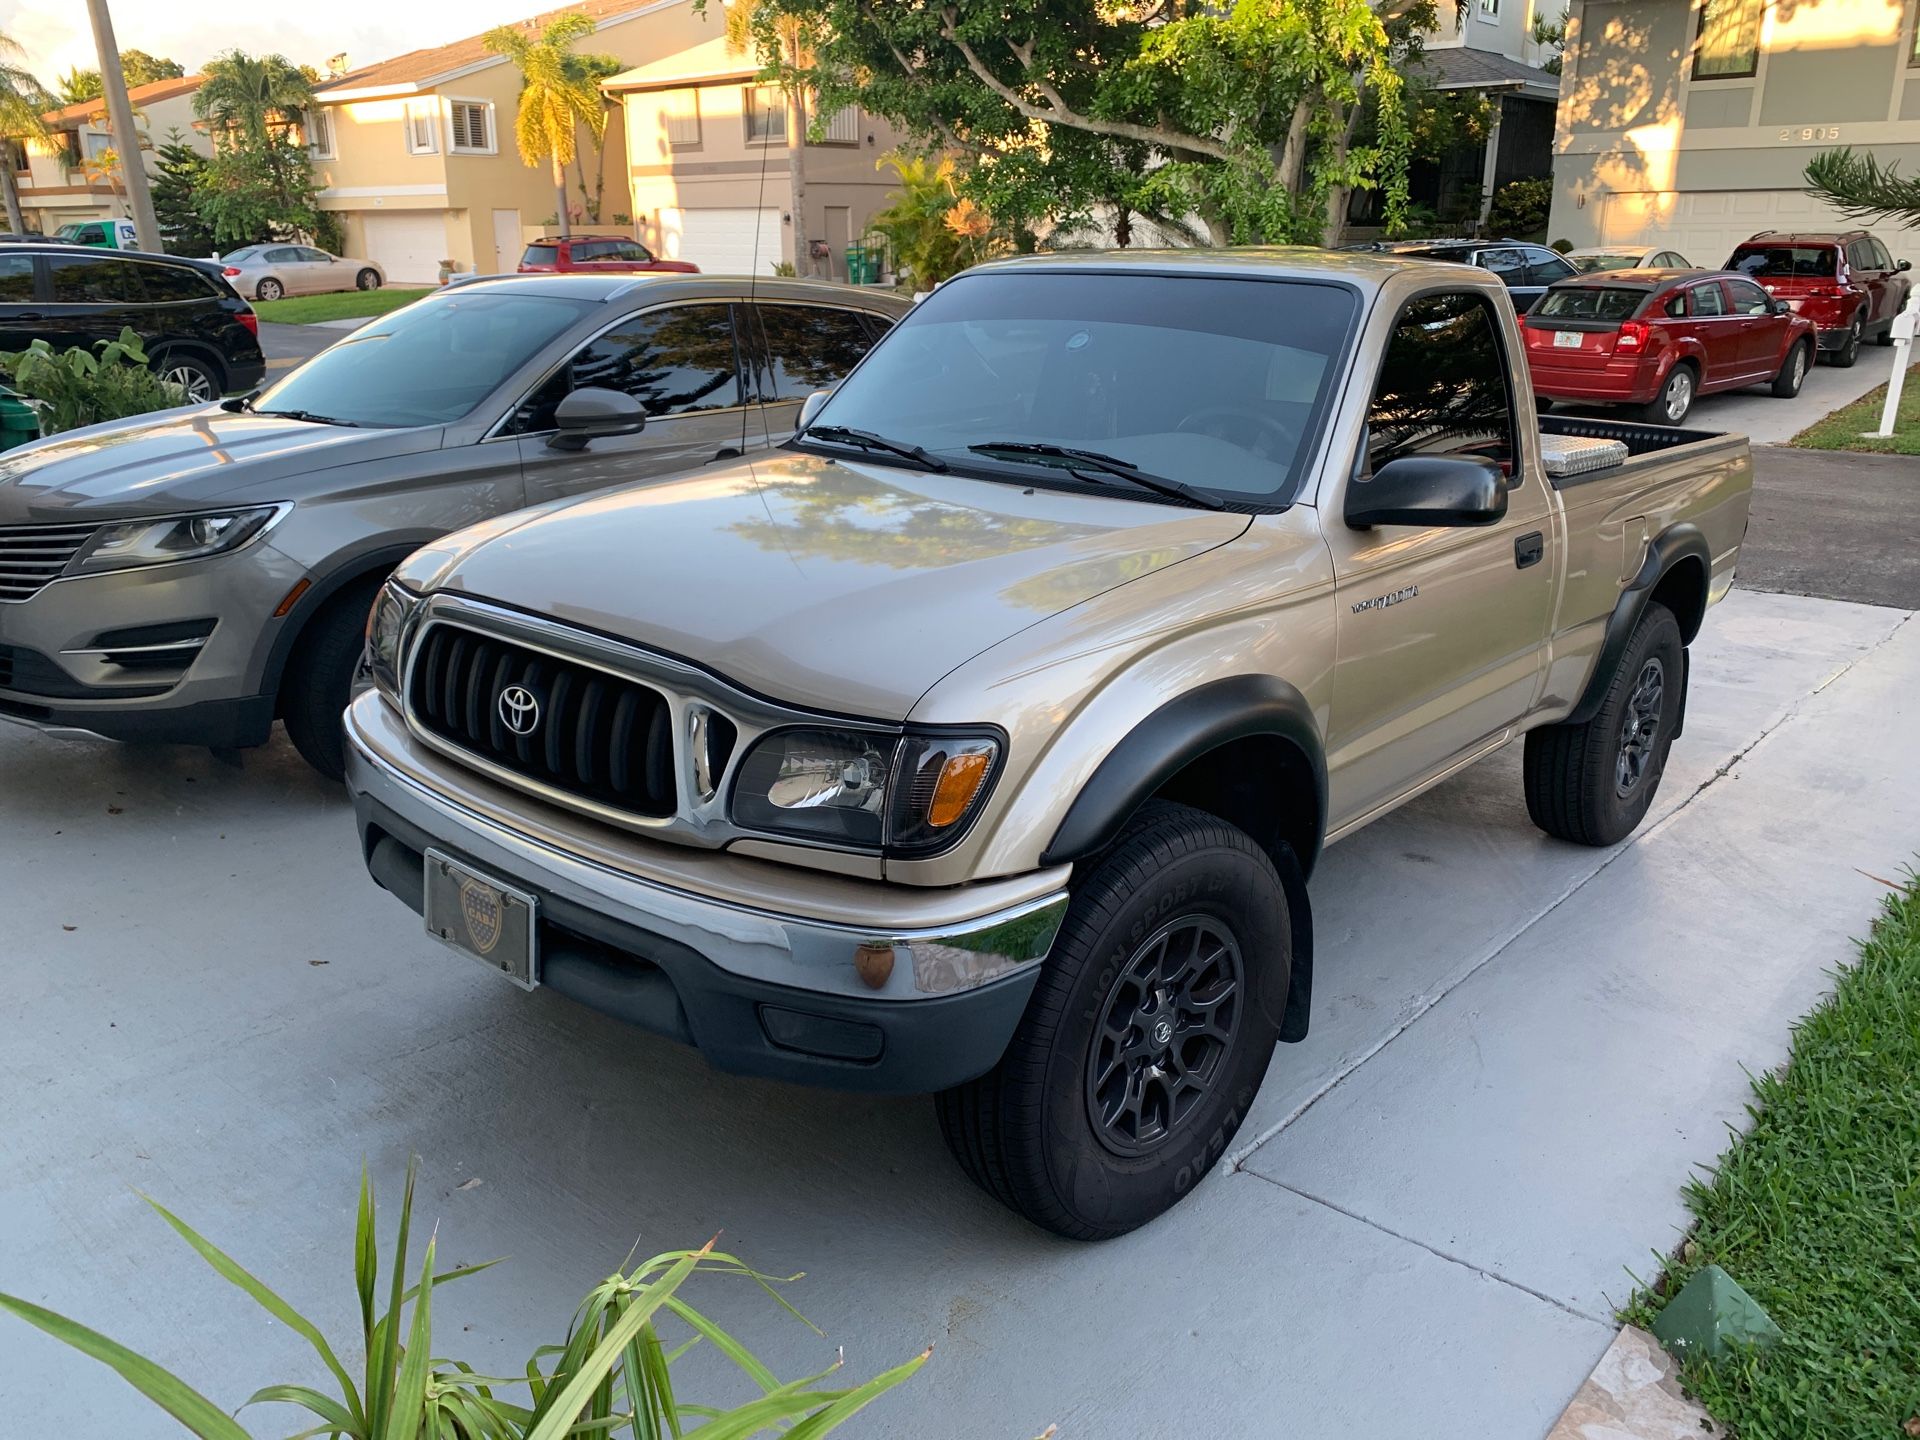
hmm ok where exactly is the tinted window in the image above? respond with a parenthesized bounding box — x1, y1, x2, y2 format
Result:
(1478, 248, 1527, 285)
(1690, 283, 1727, 316)
(1870, 239, 1894, 270)
(48, 255, 140, 303)
(810, 272, 1356, 502)
(1662, 292, 1688, 318)
(1725, 277, 1772, 315)
(1526, 251, 1576, 286)
(754, 304, 877, 400)
(1729, 244, 1836, 278)
(1571, 253, 1638, 274)
(1534, 286, 1647, 321)
(1365, 291, 1514, 474)
(266, 247, 301, 264)
(253, 291, 592, 427)
(223, 246, 265, 263)
(521, 243, 558, 266)
(298, 247, 332, 263)
(0, 255, 34, 302)
(136, 264, 216, 303)
(568, 241, 606, 261)
(511, 304, 740, 431)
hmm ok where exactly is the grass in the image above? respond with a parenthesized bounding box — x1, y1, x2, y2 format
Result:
(252, 287, 436, 325)
(1789, 354, 1920, 455)
(1623, 875, 1920, 1439)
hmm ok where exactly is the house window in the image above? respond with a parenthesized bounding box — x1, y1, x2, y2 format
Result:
(83, 131, 112, 159)
(1693, 0, 1763, 79)
(1477, 0, 1500, 16)
(448, 100, 494, 154)
(406, 103, 438, 154)
(815, 104, 859, 145)
(306, 107, 335, 159)
(745, 86, 786, 145)
(664, 92, 701, 147)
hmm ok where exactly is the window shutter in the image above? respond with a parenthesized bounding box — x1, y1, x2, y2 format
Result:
(819, 105, 858, 144)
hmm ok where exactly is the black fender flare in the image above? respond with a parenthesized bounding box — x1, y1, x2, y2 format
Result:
(259, 540, 434, 708)
(1566, 521, 1710, 727)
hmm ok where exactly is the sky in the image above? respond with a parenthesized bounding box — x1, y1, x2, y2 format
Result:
(0, 0, 577, 86)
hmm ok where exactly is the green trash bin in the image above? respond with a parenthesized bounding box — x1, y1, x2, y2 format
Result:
(0, 388, 38, 451)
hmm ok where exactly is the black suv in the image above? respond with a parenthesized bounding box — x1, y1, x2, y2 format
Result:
(1366, 238, 1578, 312)
(0, 246, 265, 402)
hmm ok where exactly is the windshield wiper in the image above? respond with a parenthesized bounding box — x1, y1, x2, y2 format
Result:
(967, 441, 1226, 511)
(803, 424, 948, 472)
(253, 408, 361, 427)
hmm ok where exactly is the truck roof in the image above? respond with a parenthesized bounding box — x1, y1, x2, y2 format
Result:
(966, 245, 1502, 293)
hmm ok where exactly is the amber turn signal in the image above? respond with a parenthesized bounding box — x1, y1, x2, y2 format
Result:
(928, 750, 992, 828)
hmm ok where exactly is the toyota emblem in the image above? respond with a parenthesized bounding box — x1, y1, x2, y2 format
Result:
(498, 685, 540, 735)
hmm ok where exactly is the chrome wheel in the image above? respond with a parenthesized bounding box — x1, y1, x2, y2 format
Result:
(1086, 915, 1243, 1157)
(1662, 369, 1693, 422)
(1615, 656, 1666, 797)
(160, 363, 216, 404)
(1790, 346, 1806, 388)
(257, 279, 283, 301)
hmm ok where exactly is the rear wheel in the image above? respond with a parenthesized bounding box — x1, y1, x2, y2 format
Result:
(356, 268, 381, 291)
(280, 574, 386, 781)
(1770, 339, 1811, 399)
(936, 800, 1291, 1239)
(1831, 312, 1863, 368)
(152, 350, 221, 404)
(256, 277, 284, 302)
(1639, 364, 1694, 425)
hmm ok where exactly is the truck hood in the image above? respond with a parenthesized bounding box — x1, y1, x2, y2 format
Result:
(427, 451, 1250, 719)
(0, 407, 443, 521)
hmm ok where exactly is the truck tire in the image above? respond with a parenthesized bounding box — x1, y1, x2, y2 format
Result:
(1638, 363, 1694, 425)
(936, 800, 1291, 1239)
(1831, 313, 1863, 368)
(280, 574, 385, 781)
(1523, 601, 1684, 847)
(1770, 339, 1811, 398)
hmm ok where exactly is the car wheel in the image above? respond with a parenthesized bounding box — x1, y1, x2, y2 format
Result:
(1770, 339, 1811, 399)
(1639, 364, 1694, 425)
(1831, 313, 1863, 368)
(280, 573, 387, 782)
(356, 268, 381, 291)
(1523, 601, 1684, 847)
(153, 351, 221, 405)
(936, 800, 1291, 1239)
(256, 278, 284, 302)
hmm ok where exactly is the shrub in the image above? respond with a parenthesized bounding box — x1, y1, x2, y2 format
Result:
(1487, 177, 1554, 239)
(0, 328, 187, 436)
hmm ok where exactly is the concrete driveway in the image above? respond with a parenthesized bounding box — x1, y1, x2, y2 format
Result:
(3, 581, 1914, 1438)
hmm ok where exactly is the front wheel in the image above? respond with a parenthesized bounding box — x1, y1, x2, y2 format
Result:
(256, 278, 284, 302)
(1771, 339, 1811, 398)
(936, 800, 1291, 1239)
(1639, 364, 1694, 425)
(1831, 313, 1863, 368)
(280, 574, 386, 781)
(153, 351, 221, 404)
(356, 268, 381, 291)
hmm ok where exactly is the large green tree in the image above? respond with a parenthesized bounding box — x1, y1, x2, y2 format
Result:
(151, 129, 216, 257)
(55, 51, 185, 106)
(0, 30, 51, 235)
(485, 13, 609, 239)
(192, 51, 319, 249)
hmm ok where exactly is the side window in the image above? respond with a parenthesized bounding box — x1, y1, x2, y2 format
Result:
(752, 303, 879, 401)
(605, 241, 654, 263)
(1663, 291, 1689, 318)
(861, 312, 896, 342)
(1478, 247, 1527, 286)
(1870, 239, 1894, 271)
(0, 255, 35, 302)
(1364, 291, 1515, 476)
(1527, 250, 1576, 286)
(298, 247, 332, 263)
(1690, 283, 1727, 316)
(136, 264, 217, 303)
(47, 255, 140, 304)
(1725, 277, 1771, 315)
(510, 303, 740, 432)
(266, 246, 301, 264)
(1845, 240, 1871, 271)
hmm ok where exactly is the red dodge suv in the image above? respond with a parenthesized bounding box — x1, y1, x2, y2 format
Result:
(517, 235, 699, 275)
(1724, 230, 1910, 368)
(1522, 269, 1817, 424)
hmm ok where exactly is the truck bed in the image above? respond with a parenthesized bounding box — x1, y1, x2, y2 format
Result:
(1538, 414, 1747, 486)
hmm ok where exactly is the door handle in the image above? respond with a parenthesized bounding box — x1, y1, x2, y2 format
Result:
(712, 447, 742, 462)
(1514, 531, 1544, 569)
(12, 312, 41, 321)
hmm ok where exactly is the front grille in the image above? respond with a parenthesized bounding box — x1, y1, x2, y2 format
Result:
(408, 623, 679, 818)
(0, 522, 98, 602)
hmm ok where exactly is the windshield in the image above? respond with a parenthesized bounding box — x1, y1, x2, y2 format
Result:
(55, 223, 90, 240)
(805, 271, 1356, 502)
(1571, 253, 1639, 273)
(251, 291, 591, 427)
(1728, 245, 1836, 279)
(1534, 286, 1648, 321)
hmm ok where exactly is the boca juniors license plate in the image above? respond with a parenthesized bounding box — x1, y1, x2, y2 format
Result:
(423, 850, 538, 990)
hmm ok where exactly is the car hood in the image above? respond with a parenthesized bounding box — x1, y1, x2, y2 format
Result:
(423, 451, 1250, 719)
(0, 408, 444, 521)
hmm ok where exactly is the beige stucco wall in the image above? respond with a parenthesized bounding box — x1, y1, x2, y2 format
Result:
(18, 89, 212, 232)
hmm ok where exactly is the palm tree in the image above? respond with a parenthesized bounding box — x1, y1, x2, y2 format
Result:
(484, 13, 608, 240)
(0, 31, 52, 236)
(192, 50, 312, 149)
(724, 0, 811, 275)
(562, 48, 622, 224)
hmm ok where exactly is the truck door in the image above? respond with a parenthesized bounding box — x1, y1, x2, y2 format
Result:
(1320, 287, 1557, 827)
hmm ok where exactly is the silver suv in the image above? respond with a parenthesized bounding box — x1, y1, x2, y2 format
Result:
(0, 275, 905, 774)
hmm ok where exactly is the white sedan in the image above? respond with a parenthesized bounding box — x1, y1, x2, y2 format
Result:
(1566, 244, 1693, 274)
(219, 244, 385, 301)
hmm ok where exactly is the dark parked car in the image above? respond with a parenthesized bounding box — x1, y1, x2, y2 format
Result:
(519, 235, 699, 276)
(1521, 269, 1817, 424)
(1724, 230, 1912, 368)
(0, 246, 264, 402)
(1367, 238, 1579, 312)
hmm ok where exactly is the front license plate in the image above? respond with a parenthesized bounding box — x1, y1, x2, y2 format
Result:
(423, 849, 539, 990)
(1553, 329, 1584, 349)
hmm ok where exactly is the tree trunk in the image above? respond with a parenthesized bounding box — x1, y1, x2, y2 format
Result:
(553, 156, 571, 238)
(1278, 99, 1311, 195)
(0, 159, 24, 235)
(1322, 84, 1369, 242)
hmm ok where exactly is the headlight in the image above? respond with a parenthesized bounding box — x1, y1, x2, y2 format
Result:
(363, 580, 421, 706)
(67, 505, 286, 576)
(730, 726, 1001, 853)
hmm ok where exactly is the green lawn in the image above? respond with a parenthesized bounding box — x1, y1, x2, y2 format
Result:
(251, 287, 436, 325)
(1790, 357, 1920, 455)
(1624, 877, 1920, 1438)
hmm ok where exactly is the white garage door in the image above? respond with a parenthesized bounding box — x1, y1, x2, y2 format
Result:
(659, 207, 783, 275)
(359, 212, 447, 286)
(1600, 190, 1920, 270)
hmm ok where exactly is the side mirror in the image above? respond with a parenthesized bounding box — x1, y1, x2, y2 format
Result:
(1346, 455, 1508, 531)
(1900, 259, 1913, 272)
(1771, 299, 1792, 316)
(548, 386, 647, 452)
(797, 388, 834, 431)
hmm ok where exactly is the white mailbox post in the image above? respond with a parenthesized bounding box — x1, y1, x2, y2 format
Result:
(1873, 292, 1919, 438)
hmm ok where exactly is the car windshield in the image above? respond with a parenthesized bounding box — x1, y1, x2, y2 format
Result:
(1571, 253, 1639, 273)
(1534, 286, 1648, 321)
(250, 291, 591, 427)
(1728, 245, 1837, 279)
(804, 271, 1356, 503)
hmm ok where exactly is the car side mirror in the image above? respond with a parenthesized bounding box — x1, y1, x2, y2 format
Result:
(1346, 455, 1509, 531)
(1771, 299, 1791, 316)
(797, 388, 834, 431)
(548, 386, 647, 451)
(1900, 259, 1913, 272)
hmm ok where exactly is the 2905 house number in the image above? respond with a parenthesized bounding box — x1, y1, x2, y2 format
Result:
(1779, 126, 1841, 142)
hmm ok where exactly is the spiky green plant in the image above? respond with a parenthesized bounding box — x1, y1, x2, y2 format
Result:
(0, 1159, 926, 1438)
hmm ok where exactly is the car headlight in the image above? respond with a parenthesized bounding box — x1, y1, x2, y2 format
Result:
(363, 580, 421, 706)
(66, 505, 287, 576)
(730, 726, 1001, 853)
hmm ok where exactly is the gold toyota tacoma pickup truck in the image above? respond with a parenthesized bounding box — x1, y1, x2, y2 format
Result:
(344, 250, 1752, 1238)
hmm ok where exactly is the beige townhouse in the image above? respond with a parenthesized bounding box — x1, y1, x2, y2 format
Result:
(14, 75, 209, 237)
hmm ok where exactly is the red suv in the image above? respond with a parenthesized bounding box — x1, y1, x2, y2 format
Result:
(517, 235, 699, 275)
(1522, 269, 1816, 424)
(1723, 231, 1910, 368)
